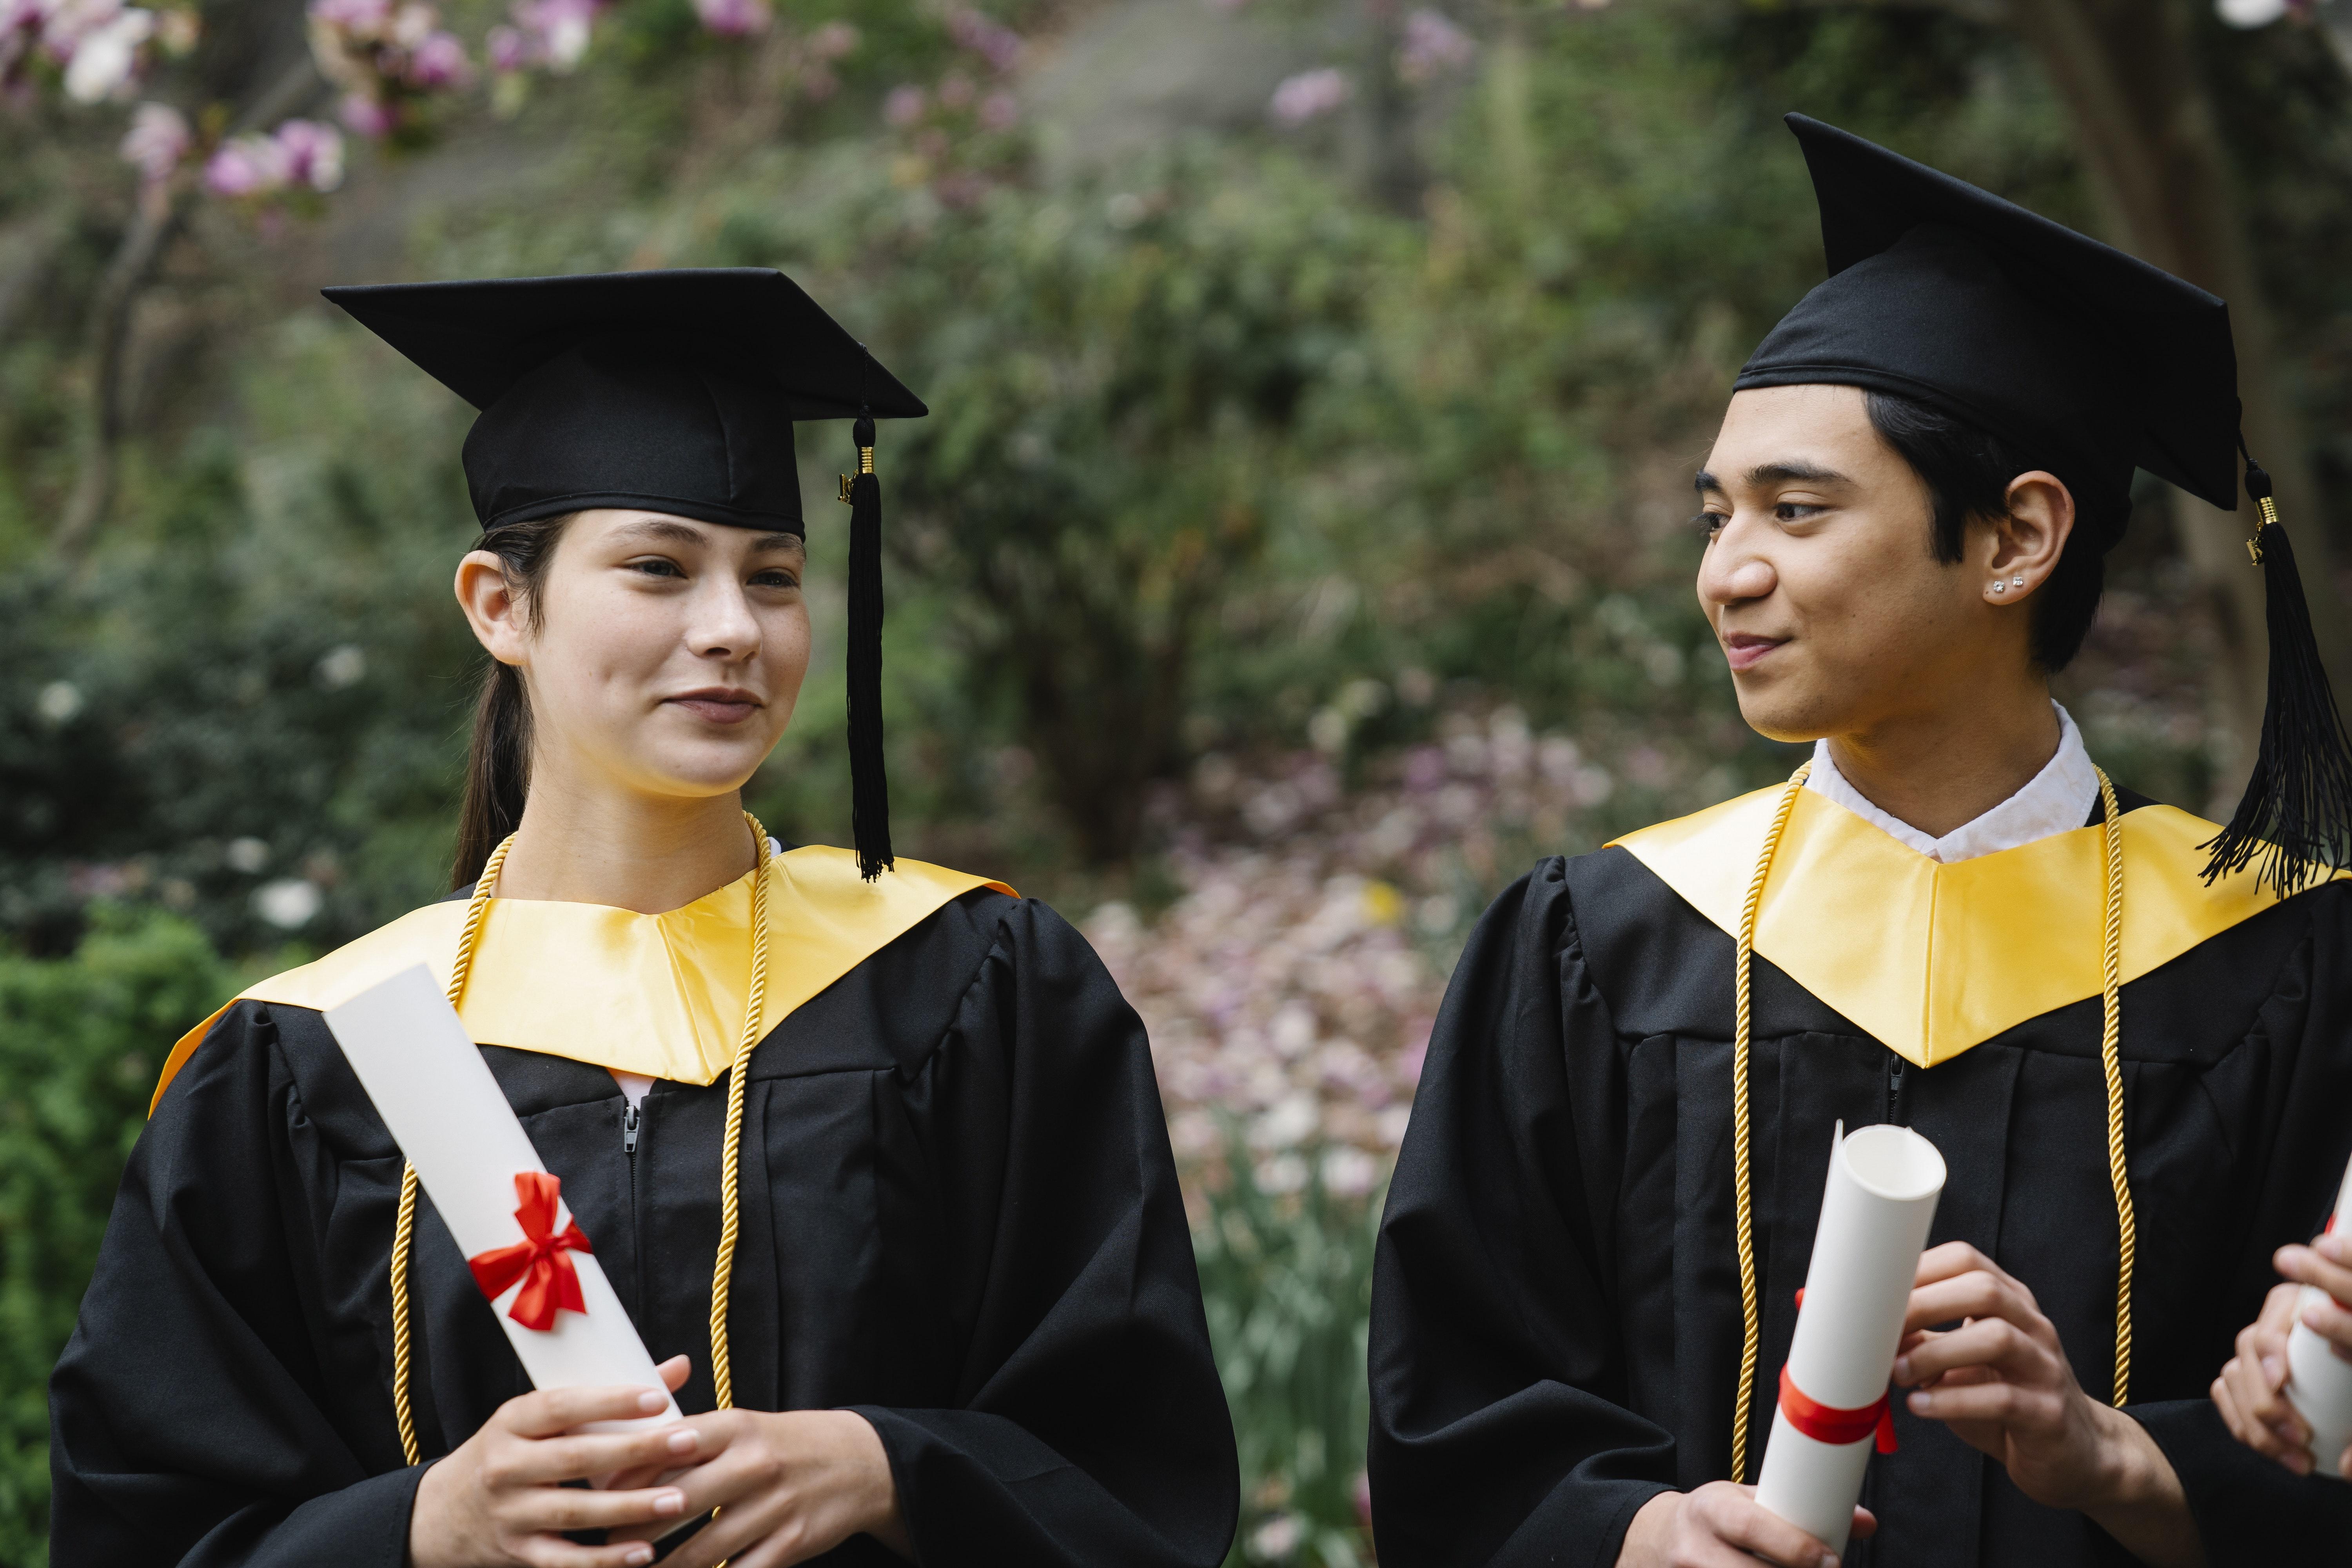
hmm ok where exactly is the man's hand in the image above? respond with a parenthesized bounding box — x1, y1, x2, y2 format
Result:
(1895, 1243, 2201, 1568)
(2212, 1281, 2318, 1474)
(410, 1354, 700, 1568)
(606, 1407, 909, 1568)
(1615, 1484, 1872, 1568)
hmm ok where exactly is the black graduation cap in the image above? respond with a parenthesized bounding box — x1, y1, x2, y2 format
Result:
(1737, 114, 2352, 893)
(323, 268, 924, 879)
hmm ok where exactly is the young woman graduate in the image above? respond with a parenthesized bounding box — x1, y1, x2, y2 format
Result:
(1367, 118, 2352, 1568)
(47, 269, 1240, 1568)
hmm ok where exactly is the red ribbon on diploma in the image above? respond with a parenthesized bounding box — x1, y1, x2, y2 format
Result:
(466, 1172, 593, 1331)
(1778, 1365, 1898, 1454)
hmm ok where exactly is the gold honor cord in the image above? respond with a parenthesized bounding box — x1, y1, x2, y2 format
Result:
(2094, 768, 2135, 1406)
(1724, 764, 2136, 1479)
(386, 814, 775, 1467)
(1728, 763, 1810, 1485)
(707, 820, 774, 1412)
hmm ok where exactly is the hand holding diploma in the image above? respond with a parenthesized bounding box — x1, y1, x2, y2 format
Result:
(1893, 1243, 2201, 1568)
(2213, 1150, 2352, 1479)
(410, 1359, 699, 1568)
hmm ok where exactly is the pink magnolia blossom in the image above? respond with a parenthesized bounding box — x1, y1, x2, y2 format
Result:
(272, 116, 344, 190)
(692, 0, 766, 36)
(61, 3, 152, 101)
(936, 69, 973, 108)
(387, 0, 432, 46)
(1397, 7, 1472, 83)
(978, 89, 1016, 131)
(485, 22, 526, 70)
(308, 0, 390, 38)
(1269, 65, 1348, 125)
(882, 82, 925, 125)
(117, 98, 188, 181)
(337, 89, 396, 136)
(405, 26, 468, 84)
(513, 0, 598, 69)
(203, 133, 286, 196)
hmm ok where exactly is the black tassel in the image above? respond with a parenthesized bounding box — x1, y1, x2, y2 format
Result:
(845, 411, 893, 880)
(2201, 452, 2352, 894)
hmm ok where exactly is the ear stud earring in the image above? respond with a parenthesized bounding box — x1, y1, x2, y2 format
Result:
(2011, 575, 2025, 588)
(1992, 581, 2007, 595)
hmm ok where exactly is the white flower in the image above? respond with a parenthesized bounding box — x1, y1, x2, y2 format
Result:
(1322, 1146, 1379, 1198)
(118, 100, 189, 182)
(315, 643, 367, 688)
(35, 680, 83, 723)
(2216, 0, 2290, 25)
(255, 878, 323, 928)
(1248, 1512, 1303, 1561)
(62, 5, 151, 102)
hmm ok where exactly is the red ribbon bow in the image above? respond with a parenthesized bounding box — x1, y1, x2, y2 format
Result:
(1778, 1365, 1898, 1454)
(466, 1171, 593, 1332)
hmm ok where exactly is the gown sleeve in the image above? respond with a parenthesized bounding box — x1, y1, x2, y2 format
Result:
(1368, 859, 1675, 1568)
(47, 1001, 423, 1568)
(852, 898, 1240, 1568)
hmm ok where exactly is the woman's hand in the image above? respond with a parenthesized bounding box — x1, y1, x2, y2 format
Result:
(410, 1354, 699, 1568)
(1894, 1244, 2200, 1568)
(606, 1407, 909, 1568)
(1616, 1484, 1872, 1568)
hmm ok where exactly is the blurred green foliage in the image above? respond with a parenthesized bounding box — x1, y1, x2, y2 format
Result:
(0, 911, 233, 1563)
(1194, 1132, 1379, 1568)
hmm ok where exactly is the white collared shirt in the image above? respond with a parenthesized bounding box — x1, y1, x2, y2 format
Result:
(1806, 703, 2097, 863)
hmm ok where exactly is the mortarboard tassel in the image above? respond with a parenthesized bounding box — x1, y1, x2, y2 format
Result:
(843, 412, 894, 880)
(2201, 450, 2352, 895)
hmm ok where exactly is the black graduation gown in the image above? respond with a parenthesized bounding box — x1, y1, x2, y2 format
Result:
(49, 887, 1239, 1568)
(1368, 793, 2352, 1568)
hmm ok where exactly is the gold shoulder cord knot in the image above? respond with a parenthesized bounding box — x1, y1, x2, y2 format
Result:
(387, 815, 776, 1466)
(1723, 764, 2135, 1481)
(837, 444, 877, 505)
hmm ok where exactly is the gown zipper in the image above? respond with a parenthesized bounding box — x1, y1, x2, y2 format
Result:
(1884, 1051, 1910, 1127)
(622, 1101, 644, 1325)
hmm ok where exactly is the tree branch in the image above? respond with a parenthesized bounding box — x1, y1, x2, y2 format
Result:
(54, 54, 327, 561)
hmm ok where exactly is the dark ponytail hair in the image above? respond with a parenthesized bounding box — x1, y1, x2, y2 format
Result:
(452, 512, 576, 890)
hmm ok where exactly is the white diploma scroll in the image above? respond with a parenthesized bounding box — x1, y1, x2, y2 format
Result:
(323, 964, 680, 1433)
(1754, 1122, 1947, 1554)
(2285, 1152, 2352, 1478)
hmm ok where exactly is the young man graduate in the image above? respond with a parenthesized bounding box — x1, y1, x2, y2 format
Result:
(1367, 117, 2352, 1568)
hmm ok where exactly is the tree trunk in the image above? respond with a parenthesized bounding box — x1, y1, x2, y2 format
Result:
(2002, 0, 2348, 811)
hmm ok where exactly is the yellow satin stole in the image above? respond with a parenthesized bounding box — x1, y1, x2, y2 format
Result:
(152, 846, 1014, 1113)
(1610, 786, 2340, 1068)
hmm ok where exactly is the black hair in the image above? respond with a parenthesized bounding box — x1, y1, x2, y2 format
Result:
(1863, 390, 2121, 673)
(452, 512, 576, 890)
